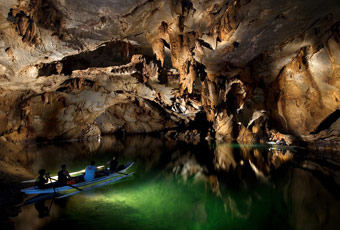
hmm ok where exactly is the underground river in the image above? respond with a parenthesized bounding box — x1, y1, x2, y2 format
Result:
(3, 135, 340, 230)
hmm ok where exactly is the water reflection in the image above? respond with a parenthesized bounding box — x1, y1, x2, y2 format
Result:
(34, 199, 50, 218)
(5, 135, 339, 230)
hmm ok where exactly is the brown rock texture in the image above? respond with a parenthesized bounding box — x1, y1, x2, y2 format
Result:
(0, 0, 339, 147)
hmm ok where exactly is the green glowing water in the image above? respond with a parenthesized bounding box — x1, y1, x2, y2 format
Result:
(12, 136, 340, 230)
(39, 172, 287, 230)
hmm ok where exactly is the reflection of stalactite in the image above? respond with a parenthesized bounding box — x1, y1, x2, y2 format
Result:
(214, 143, 237, 171)
(269, 149, 293, 169)
(208, 175, 222, 197)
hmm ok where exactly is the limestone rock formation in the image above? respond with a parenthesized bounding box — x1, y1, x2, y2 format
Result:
(0, 0, 340, 148)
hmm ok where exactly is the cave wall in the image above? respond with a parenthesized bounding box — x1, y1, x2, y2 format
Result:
(0, 0, 340, 145)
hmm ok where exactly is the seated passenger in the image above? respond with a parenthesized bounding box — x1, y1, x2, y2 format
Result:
(35, 169, 48, 189)
(58, 164, 72, 185)
(84, 161, 97, 181)
(106, 156, 118, 172)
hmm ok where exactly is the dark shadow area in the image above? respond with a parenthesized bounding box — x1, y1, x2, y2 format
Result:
(2, 135, 340, 230)
(311, 109, 340, 134)
(38, 41, 142, 76)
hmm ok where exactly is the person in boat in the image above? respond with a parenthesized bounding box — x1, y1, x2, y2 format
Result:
(106, 156, 119, 172)
(84, 161, 97, 181)
(58, 164, 72, 185)
(35, 169, 49, 189)
(98, 156, 119, 176)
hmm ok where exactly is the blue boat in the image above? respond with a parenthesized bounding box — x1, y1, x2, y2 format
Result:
(21, 162, 134, 195)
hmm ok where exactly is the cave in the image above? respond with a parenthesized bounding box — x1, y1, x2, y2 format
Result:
(0, 0, 340, 229)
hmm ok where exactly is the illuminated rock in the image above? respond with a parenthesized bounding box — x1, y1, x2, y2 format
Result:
(0, 0, 339, 147)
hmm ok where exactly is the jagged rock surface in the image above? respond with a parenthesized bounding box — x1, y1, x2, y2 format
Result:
(0, 0, 340, 146)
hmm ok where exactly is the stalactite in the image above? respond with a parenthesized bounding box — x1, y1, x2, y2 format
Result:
(152, 38, 165, 67)
(169, 32, 198, 95)
(7, 0, 42, 45)
(17, 14, 29, 37)
(41, 92, 49, 105)
(20, 98, 33, 126)
(158, 21, 169, 41)
(77, 78, 83, 89)
(55, 62, 63, 75)
(219, 0, 240, 41)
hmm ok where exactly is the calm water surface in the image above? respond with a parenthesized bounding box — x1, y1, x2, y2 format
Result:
(11, 135, 340, 230)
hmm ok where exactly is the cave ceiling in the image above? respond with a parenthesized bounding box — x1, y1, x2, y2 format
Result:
(0, 0, 340, 145)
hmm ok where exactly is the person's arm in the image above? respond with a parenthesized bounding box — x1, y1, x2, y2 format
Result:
(44, 173, 50, 183)
(64, 170, 72, 179)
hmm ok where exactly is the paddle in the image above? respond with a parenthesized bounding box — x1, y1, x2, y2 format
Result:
(47, 194, 55, 215)
(47, 174, 56, 194)
(49, 177, 82, 191)
(115, 171, 128, 176)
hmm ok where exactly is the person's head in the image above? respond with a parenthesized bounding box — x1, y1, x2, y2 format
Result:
(112, 156, 116, 160)
(61, 164, 66, 170)
(38, 169, 46, 176)
(91, 161, 95, 166)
